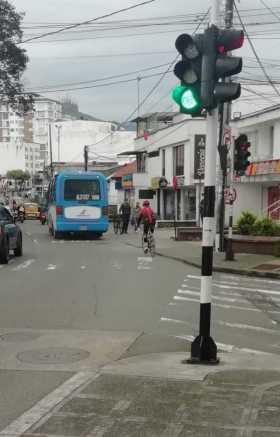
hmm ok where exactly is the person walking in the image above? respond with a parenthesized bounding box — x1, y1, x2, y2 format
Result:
(132, 201, 141, 231)
(119, 199, 131, 234)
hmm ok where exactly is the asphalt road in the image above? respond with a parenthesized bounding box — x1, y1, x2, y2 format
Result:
(1, 220, 280, 430)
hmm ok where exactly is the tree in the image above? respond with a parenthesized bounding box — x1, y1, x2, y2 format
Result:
(6, 169, 30, 182)
(0, 1, 29, 102)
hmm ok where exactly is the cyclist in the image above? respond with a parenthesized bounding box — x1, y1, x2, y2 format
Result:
(137, 200, 156, 252)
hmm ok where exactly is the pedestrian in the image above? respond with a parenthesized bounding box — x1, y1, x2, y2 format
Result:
(131, 201, 141, 231)
(199, 194, 204, 225)
(119, 199, 131, 234)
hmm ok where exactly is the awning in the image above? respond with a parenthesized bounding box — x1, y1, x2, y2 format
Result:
(117, 150, 146, 156)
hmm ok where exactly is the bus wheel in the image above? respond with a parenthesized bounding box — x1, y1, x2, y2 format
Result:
(54, 231, 62, 240)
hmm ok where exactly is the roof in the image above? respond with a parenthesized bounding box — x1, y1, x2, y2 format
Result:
(111, 161, 137, 178)
(131, 112, 177, 123)
(231, 104, 280, 122)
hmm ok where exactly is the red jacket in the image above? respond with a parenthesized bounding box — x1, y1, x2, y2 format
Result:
(138, 206, 155, 225)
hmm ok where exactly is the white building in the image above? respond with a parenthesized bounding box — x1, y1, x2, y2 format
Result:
(231, 105, 280, 221)
(33, 96, 62, 167)
(49, 120, 135, 164)
(128, 112, 206, 224)
(24, 142, 41, 176)
(0, 142, 25, 175)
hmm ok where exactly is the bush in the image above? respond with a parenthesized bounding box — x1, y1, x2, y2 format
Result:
(236, 211, 257, 235)
(252, 217, 280, 236)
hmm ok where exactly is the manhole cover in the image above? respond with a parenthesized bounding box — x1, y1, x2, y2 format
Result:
(17, 347, 90, 364)
(0, 332, 41, 342)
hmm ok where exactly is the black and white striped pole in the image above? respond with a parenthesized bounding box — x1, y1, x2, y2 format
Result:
(187, 0, 220, 365)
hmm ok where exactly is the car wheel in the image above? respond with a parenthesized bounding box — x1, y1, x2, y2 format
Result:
(0, 237, 9, 264)
(54, 230, 62, 240)
(14, 234, 23, 257)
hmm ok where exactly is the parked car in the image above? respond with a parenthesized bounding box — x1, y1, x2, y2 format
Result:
(23, 202, 40, 219)
(0, 206, 23, 264)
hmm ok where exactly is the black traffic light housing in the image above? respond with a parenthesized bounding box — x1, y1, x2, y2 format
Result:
(234, 134, 251, 176)
(172, 33, 203, 115)
(201, 25, 244, 110)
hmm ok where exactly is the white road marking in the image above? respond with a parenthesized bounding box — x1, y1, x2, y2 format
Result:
(47, 264, 57, 271)
(219, 274, 280, 286)
(213, 282, 280, 297)
(137, 256, 152, 271)
(12, 259, 35, 272)
(80, 265, 86, 270)
(160, 317, 188, 325)
(218, 321, 280, 335)
(177, 289, 246, 304)
(173, 295, 262, 312)
(0, 371, 96, 437)
(33, 239, 39, 245)
(174, 335, 273, 355)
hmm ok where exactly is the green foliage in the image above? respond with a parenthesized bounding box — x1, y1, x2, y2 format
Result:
(252, 217, 280, 237)
(0, 0, 28, 97)
(6, 169, 30, 181)
(236, 211, 257, 235)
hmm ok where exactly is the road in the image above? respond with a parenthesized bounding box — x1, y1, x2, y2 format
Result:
(1, 220, 280, 430)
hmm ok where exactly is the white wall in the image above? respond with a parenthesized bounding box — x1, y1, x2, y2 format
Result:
(230, 183, 264, 224)
(50, 120, 135, 164)
(273, 121, 280, 159)
(0, 142, 25, 175)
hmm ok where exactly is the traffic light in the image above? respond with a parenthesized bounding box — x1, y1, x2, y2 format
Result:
(234, 134, 251, 175)
(172, 33, 203, 115)
(201, 25, 244, 110)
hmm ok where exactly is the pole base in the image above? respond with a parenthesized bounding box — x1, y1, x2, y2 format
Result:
(185, 335, 220, 365)
(225, 249, 235, 261)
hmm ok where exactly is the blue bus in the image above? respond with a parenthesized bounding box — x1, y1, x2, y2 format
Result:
(47, 171, 109, 238)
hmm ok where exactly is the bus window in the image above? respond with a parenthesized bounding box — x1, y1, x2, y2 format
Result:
(64, 179, 100, 201)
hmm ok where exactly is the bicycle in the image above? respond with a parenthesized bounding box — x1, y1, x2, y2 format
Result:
(113, 214, 121, 234)
(142, 227, 156, 256)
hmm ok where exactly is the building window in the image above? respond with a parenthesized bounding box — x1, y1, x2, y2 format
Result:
(137, 153, 146, 173)
(173, 144, 184, 176)
(162, 149, 166, 176)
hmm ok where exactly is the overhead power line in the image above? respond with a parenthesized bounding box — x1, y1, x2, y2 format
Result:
(234, 1, 280, 98)
(26, 62, 171, 91)
(21, 0, 156, 44)
(259, 0, 280, 22)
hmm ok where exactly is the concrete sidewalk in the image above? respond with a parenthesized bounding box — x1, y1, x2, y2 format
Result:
(9, 348, 280, 437)
(125, 229, 280, 279)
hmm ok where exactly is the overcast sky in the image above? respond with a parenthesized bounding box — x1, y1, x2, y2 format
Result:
(11, 0, 280, 121)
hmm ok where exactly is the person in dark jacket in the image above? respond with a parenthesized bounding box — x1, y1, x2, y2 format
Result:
(119, 200, 131, 234)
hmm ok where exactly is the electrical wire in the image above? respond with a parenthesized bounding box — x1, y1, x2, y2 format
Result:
(26, 62, 172, 91)
(234, 1, 280, 98)
(259, 0, 280, 22)
(21, 0, 156, 44)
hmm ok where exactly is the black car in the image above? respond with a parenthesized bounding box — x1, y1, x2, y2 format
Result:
(0, 206, 23, 264)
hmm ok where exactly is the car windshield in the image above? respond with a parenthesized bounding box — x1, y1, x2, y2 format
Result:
(64, 179, 100, 201)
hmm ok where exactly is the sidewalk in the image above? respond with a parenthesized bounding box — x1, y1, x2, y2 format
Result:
(126, 229, 280, 279)
(9, 348, 280, 436)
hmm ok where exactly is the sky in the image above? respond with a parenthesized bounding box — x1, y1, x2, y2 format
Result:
(10, 0, 280, 122)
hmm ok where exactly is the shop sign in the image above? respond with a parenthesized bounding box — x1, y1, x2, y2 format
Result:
(122, 174, 133, 189)
(159, 177, 168, 188)
(194, 134, 206, 179)
(176, 175, 185, 187)
(246, 159, 280, 177)
(115, 180, 122, 190)
(151, 177, 160, 189)
(139, 189, 155, 199)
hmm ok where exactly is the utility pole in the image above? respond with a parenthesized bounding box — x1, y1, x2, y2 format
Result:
(84, 146, 88, 172)
(218, 0, 234, 252)
(55, 124, 62, 162)
(49, 123, 53, 177)
(187, 0, 220, 365)
(137, 76, 141, 117)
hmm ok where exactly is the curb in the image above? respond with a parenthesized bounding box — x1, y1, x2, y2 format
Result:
(125, 241, 280, 280)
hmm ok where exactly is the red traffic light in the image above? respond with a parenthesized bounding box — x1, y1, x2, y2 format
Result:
(217, 30, 244, 53)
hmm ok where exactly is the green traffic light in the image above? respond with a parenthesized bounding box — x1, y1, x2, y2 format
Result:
(172, 85, 201, 114)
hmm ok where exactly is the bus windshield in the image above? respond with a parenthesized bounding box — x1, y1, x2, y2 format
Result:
(64, 179, 100, 201)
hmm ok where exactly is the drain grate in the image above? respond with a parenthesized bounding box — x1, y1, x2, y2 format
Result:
(17, 347, 90, 364)
(0, 332, 41, 342)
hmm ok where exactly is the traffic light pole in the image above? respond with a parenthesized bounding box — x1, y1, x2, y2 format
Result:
(84, 146, 88, 172)
(187, 0, 220, 365)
